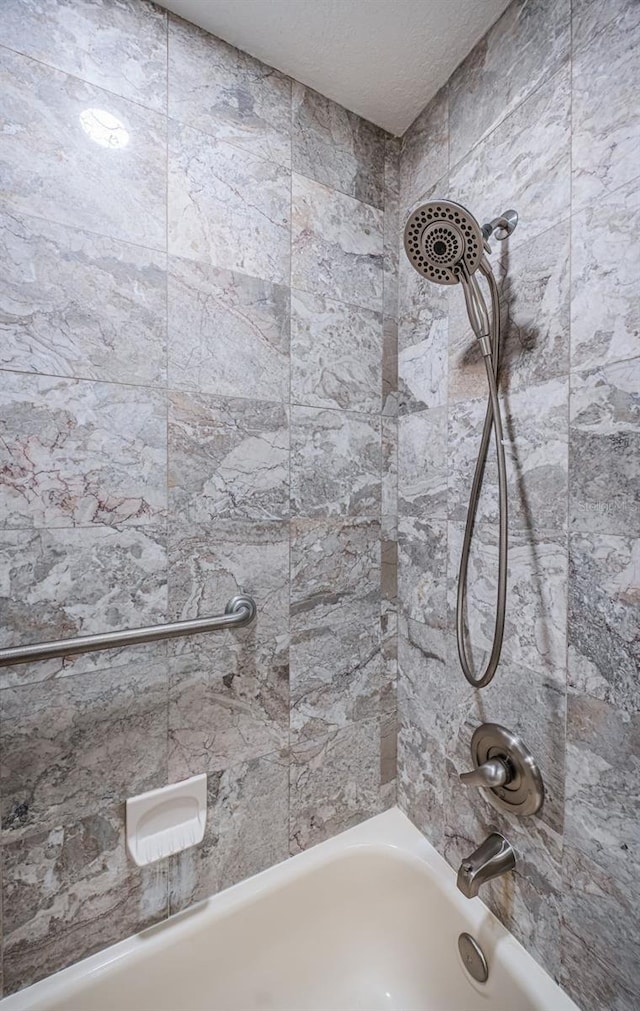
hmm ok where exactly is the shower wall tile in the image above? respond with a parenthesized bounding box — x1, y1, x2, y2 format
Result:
(449, 65, 570, 251)
(290, 517, 382, 741)
(168, 392, 289, 523)
(561, 693, 640, 1011)
(398, 407, 447, 519)
(168, 638, 288, 779)
(0, 210, 167, 386)
(382, 416, 398, 518)
(2, 806, 168, 996)
(0, 661, 168, 841)
(291, 174, 384, 311)
(571, 1, 640, 212)
(568, 532, 639, 715)
(382, 316, 399, 417)
(398, 516, 447, 630)
(400, 87, 448, 215)
(570, 176, 640, 371)
(167, 256, 290, 403)
(448, 0, 570, 166)
(168, 14, 291, 167)
(1, 0, 168, 112)
(169, 754, 289, 912)
(571, 0, 637, 50)
(0, 374, 166, 529)
(290, 406, 381, 517)
(569, 358, 640, 537)
(290, 290, 383, 413)
(289, 718, 389, 853)
(292, 83, 385, 208)
(0, 47, 166, 250)
(168, 121, 291, 284)
(383, 137, 400, 322)
(0, 524, 167, 688)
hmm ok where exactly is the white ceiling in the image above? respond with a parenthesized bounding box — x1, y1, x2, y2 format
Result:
(158, 0, 511, 135)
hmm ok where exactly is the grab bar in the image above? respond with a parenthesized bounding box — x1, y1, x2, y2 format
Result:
(0, 593, 257, 667)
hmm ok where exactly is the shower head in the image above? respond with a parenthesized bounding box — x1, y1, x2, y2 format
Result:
(403, 199, 485, 285)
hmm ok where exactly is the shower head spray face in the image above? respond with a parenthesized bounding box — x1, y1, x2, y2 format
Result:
(403, 199, 484, 284)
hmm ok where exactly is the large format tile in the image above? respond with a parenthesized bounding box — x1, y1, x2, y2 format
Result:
(291, 289, 383, 413)
(0, 524, 167, 687)
(292, 83, 385, 208)
(450, 66, 570, 252)
(290, 517, 383, 741)
(383, 136, 401, 324)
(568, 532, 639, 715)
(398, 407, 447, 519)
(571, 176, 640, 371)
(167, 256, 290, 402)
(290, 406, 381, 517)
(1, 0, 167, 112)
(572, 2, 640, 212)
(449, 0, 570, 165)
(168, 392, 289, 523)
(398, 516, 447, 630)
(0, 662, 168, 840)
(2, 806, 168, 995)
(569, 358, 640, 537)
(170, 755, 289, 912)
(289, 718, 390, 853)
(0, 210, 167, 385)
(400, 87, 448, 215)
(561, 693, 640, 1011)
(0, 374, 166, 529)
(0, 47, 166, 250)
(572, 0, 637, 51)
(169, 121, 290, 284)
(168, 15, 291, 167)
(291, 174, 384, 311)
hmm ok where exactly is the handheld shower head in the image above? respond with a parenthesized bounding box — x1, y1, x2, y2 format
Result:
(403, 199, 485, 285)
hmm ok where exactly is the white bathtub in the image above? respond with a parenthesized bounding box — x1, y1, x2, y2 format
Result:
(1, 809, 579, 1011)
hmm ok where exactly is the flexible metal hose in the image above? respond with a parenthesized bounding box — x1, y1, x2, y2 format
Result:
(455, 263, 508, 689)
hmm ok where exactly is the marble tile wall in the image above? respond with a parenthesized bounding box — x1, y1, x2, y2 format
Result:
(0, 0, 397, 994)
(396, 2, 639, 1009)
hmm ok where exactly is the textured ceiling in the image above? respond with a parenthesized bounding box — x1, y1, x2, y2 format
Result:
(157, 0, 511, 135)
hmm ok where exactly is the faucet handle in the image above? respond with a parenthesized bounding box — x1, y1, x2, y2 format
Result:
(460, 758, 510, 789)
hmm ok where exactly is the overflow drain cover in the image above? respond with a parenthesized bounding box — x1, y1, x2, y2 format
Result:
(458, 932, 489, 984)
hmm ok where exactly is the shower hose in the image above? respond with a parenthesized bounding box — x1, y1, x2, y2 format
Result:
(456, 263, 508, 689)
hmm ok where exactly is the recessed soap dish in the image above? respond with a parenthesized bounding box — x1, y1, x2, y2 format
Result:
(126, 774, 207, 866)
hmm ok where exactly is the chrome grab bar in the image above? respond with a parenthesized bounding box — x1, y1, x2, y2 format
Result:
(0, 593, 257, 667)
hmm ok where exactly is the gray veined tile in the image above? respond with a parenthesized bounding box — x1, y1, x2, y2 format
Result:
(2, 805, 168, 996)
(0, 47, 166, 250)
(1, 0, 167, 112)
(569, 358, 640, 537)
(292, 82, 385, 208)
(571, 0, 639, 52)
(568, 532, 640, 714)
(398, 516, 447, 631)
(0, 373, 167, 529)
(572, 1, 640, 212)
(0, 209, 167, 386)
(289, 718, 390, 853)
(169, 755, 289, 913)
(382, 316, 399, 417)
(168, 14, 291, 168)
(290, 517, 382, 741)
(167, 256, 290, 403)
(290, 406, 381, 518)
(168, 121, 291, 285)
(448, 0, 570, 165)
(382, 416, 398, 519)
(398, 407, 447, 520)
(450, 65, 570, 252)
(168, 392, 289, 523)
(400, 87, 448, 216)
(290, 289, 383, 413)
(383, 137, 401, 321)
(0, 524, 167, 688)
(571, 176, 640, 371)
(291, 174, 384, 312)
(0, 661, 168, 840)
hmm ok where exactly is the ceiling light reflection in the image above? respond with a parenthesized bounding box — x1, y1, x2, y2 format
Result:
(79, 108, 130, 149)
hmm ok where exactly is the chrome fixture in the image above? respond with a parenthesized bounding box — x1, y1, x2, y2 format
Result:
(460, 722, 544, 817)
(458, 932, 489, 984)
(456, 832, 516, 899)
(403, 199, 518, 689)
(0, 594, 257, 667)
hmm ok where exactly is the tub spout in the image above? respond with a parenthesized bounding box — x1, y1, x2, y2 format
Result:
(456, 833, 515, 899)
